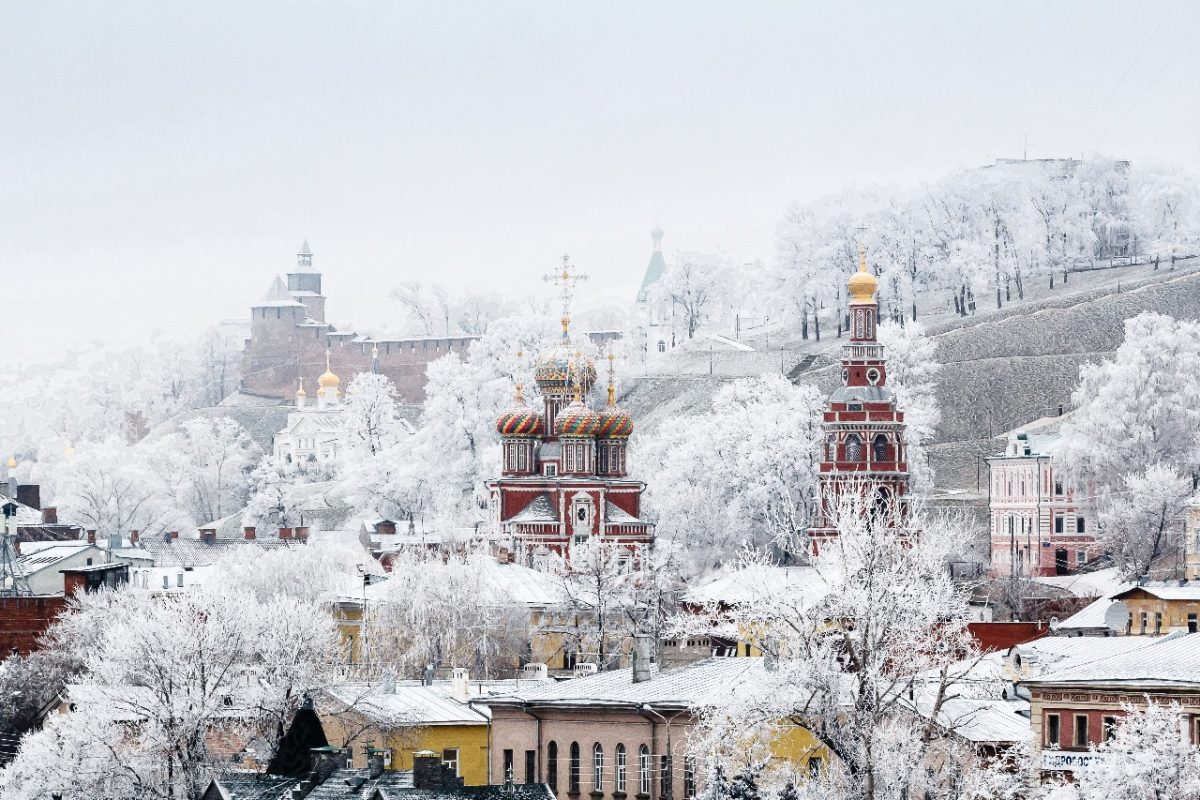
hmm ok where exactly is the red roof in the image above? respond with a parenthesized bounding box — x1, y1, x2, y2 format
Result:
(967, 621, 1049, 653)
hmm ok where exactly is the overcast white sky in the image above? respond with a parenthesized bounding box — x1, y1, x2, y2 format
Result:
(3, 1, 1199, 364)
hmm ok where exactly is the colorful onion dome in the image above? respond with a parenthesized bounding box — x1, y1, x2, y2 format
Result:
(534, 343, 597, 395)
(555, 399, 600, 438)
(595, 404, 633, 439)
(848, 246, 878, 303)
(496, 384, 545, 438)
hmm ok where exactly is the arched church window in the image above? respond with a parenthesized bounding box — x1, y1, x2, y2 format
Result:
(657, 340, 666, 353)
(873, 434, 888, 462)
(844, 434, 863, 462)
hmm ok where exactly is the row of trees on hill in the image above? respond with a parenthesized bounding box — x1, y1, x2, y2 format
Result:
(643, 158, 1200, 345)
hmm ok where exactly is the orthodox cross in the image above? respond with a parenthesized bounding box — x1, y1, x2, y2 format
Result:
(544, 254, 589, 338)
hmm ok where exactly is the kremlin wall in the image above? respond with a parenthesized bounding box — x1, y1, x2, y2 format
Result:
(238, 242, 619, 404)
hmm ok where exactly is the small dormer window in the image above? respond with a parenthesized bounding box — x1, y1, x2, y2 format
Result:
(848, 403, 863, 412)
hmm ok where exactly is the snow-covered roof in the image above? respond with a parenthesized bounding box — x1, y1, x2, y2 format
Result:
(604, 501, 643, 524)
(906, 696, 1031, 744)
(325, 683, 489, 726)
(684, 566, 828, 607)
(510, 494, 558, 524)
(481, 657, 769, 710)
(1034, 567, 1124, 598)
(15, 544, 99, 572)
(1113, 581, 1200, 601)
(253, 276, 305, 308)
(1055, 596, 1117, 631)
(1030, 632, 1200, 687)
(140, 536, 301, 568)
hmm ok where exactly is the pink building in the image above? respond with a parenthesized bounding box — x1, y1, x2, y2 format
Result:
(987, 419, 1099, 577)
(479, 653, 769, 800)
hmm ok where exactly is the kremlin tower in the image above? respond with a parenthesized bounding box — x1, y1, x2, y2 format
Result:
(488, 258, 652, 567)
(808, 246, 910, 544)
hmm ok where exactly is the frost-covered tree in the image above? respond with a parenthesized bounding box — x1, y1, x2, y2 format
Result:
(636, 374, 824, 573)
(0, 585, 341, 800)
(54, 438, 189, 537)
(680, 493, 980, 800)
(1066, 701, 1200, 800)
(242, 455, 313, 530)
(554, 537, 637, 669)
(1059, 313, 1200, 578)
(341, 372, 407, 459)
(362, 550, 528, 678)
(653, 252, 730, 340)
(147, 416, 259, 525)
(876, 321, 940, 492)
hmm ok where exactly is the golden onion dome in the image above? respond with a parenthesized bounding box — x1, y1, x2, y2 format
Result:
(848, 246, 878, 303)
(317, 352, 340, 390)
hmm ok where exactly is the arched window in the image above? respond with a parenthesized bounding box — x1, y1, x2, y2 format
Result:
(616, 744, 627, 792)
(657, 340, 666, 353)
(570, 742, 581, 793)
(548, 742, 558, 792)
(638, 745, 651, 795)
(873, 434, 888, 462)
(844, 434, 863, 462)
(593, 743, 604, 791)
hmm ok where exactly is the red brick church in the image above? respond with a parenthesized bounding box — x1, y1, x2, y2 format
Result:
(487, 263, 652, 567)
(808, 247, 911, 544)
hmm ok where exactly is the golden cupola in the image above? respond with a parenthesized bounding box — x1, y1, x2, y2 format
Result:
(847, 246, 878, 304)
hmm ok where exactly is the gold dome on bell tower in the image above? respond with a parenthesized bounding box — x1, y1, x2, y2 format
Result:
(848, 245, 878, 304)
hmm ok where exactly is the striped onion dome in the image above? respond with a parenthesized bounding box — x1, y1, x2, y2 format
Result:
(554, 398, 600, 438)
(496, 385, 544, 438)
(595, 404, 634, 439)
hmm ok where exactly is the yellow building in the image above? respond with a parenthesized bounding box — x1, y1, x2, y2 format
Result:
(318, 672, 491, 785)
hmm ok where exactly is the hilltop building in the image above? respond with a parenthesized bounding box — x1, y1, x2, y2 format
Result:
(488, 260, 652, 568)
(986, 419, 1098, 577)
(241, 242, 620, 405)
(807, 248, 911, 543)
(633, 226, 678, 363)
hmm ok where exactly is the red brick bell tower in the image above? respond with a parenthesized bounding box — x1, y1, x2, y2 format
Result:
(808, 246, 910, 544)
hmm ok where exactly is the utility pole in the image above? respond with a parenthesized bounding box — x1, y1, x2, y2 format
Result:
(0, 501, 31, 596)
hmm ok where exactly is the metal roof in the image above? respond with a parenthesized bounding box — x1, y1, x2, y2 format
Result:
(480, 657, 768, 710)
(1029, 632, 1200, 687)
(905, 695, 1031, 744)
(325, 684, 488, 727)
(509, 495, 557, 524)
(684, 565, 828, 607)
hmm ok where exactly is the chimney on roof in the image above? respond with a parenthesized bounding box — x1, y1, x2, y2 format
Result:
(375, 520, 396, 535)
(129, 529, 139, 544)
(41, 507, 57, 525)
(412, 751, 464, 790)
(522, 663, 548, 680)
(244, 526, 256, 540)
(16, 484, 39, 511)
(294, 526, 309, 542)
(366, 747, 389, 779)
(422, 664, 435, 686)
(279, 527, 293, 540)
(451, 668, 470, 703)
(86, 529, 96, 545)
(169, 530, 179, 540)
(108, 533, 121, 551)
(383, 668, 396, 694)
(199, 529, 217, 544)
(308, 746, 348, 783)
(632, 634, 654, 683)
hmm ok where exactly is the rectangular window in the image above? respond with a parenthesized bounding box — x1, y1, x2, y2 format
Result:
(617, 746, 627, 793)
(1054, 480, 1064, 496)
(1103, 716, 1117, 742)
(683, 757, 695, 799)
(1055, 516, 1064, 534)
(526, 750, 537, 785)
(445, 749, 461, 777)
(1046, 714, 1060, 746)
(808, 757, 823, 778)
(1076, 517, 1086, 534)
(544, 464, 557, 477)
(1140, 612, 1148, 635)
(1155, 612, 1163, 634)
(502, 749, 513, 781)
(1077, 550, 1087, 565)
(1074, 715, 1089, 748)
(1189, 614, 1197, 634)
(660, 755, 670, 798)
